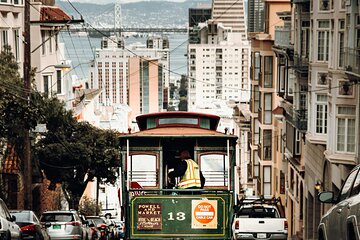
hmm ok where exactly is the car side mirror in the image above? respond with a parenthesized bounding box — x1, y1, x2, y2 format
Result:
(44, 222, 52, 228)
(10, 215, 16, 222)
(318, 191, 335, 203)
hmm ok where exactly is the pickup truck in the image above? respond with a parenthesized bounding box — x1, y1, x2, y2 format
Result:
(232, 198, 288, 240)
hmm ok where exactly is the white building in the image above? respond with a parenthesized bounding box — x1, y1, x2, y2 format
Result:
(89, 35, 170, 108)
(187, 20, 251, 111)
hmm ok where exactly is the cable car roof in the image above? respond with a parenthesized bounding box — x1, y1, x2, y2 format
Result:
(136, 111, 221, 131)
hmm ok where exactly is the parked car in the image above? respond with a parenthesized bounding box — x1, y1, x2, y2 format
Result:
(40, 210, 84, 240)
(318, 164, 360, 240)
(79, 215, 92, 240)
(86, 216, 110, 240)
(231, 196, 288, 240)
(112, 220, 124, 239)
(87, 219, 100, 240)
(104, 219, 116, 240)
(10, 210, 50, 240)
(0, 198, 21, 240)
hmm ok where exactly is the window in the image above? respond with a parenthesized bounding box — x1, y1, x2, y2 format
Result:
(253, 150, 259, 178)
(128, 154, 158, 187)
(253, 85, 259, 113)
(49, 31, 53, 53)
(56, 70, 62, 94)
(299, 85, 308, 110)
(338, 20, 345, 67)
(264, 56, 273, 88)
(13, 29, 19, 61)
(338, 169, 358, 202)
(254, 119, 260, 145)
(254, 52, 261, 81)
(263, 130, 272, 160)
(316, 95, 328, 134)
(336, 106, 356, 153)
(200, 154, 228, 187)
(317, 21, 330, 62)
(350, 169, 360, 196)
(264, 93, 272, 124)
(43, 75, 50, 95)
(263, 166, 272, 195)
(41, 31, 46, 55)
(0, 29, 8, 49)
(301, 21, 310, 58)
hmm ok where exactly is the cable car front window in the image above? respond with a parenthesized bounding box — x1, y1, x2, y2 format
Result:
(200, 154, 228, 187)
(128, 154, 158, 187)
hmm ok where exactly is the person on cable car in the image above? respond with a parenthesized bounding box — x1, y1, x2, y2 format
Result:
(168, 150, 205, 189)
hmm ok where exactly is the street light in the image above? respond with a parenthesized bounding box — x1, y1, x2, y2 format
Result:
(35, 63, 71, 73)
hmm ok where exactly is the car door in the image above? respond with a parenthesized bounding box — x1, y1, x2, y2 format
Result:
(0, 200, 20, 240)
(343, 167, 360, 238)
(327, 168, 359, 238)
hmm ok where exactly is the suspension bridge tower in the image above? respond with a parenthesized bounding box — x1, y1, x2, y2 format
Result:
(114, 2, 122, 36)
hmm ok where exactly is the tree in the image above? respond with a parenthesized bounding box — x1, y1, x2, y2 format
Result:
(0, 45, 45, 204)
(78, 196, 101, 216)
(34, 100, 121, 209)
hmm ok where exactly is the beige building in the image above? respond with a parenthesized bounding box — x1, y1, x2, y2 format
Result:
(128, 57, 164, 121)
(248, 0, 294, 236)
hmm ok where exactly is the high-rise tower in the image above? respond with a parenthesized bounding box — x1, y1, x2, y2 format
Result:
(211, 0, 248, 42)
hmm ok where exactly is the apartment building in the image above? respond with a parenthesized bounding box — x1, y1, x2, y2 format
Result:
(270, 0, 360, 239)
(247, 0, 292, 234)
(273, 8, 306, 239)
(187, 20, 250, 111)
(89, 35, 169, 120)
(248, 0, 265, 33)
(0, 0, 23, 72)
(211, 0, 248, 42)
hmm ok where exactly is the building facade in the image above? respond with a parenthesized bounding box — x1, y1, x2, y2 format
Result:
(90, 35, 169, 115)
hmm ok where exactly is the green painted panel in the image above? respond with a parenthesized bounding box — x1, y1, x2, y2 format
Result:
(129, 194, 232, 239)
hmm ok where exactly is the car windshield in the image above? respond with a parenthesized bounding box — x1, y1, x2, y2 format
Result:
(41, 213, 74, 222)
(11, 212, 31, 222)
(237, 207, 279, 218)
(89, 218, 106, 225)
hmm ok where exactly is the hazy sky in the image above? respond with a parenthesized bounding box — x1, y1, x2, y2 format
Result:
(71, 0, 187, 4)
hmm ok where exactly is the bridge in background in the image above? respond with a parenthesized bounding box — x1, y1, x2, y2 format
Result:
(65, 27, 188, 37)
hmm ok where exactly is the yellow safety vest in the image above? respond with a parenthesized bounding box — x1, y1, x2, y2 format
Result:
(178, 159, 202, 189)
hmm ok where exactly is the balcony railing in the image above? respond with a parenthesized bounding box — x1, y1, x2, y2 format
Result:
(274, 27, 291, 48)
(293, 53, 309, 73)
(344, 48, 360, 77)
(286, 109, 307, 131)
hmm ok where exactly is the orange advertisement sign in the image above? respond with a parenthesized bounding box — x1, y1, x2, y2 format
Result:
(191, 200, 217, 229)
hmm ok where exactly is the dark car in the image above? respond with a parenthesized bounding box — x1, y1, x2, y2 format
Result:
(318, 164, 360, 240)
(112, 220, 124, 239)
(87, 219, 100, 240)
(86, 216, 110, 240)
(10, 210, 50, 240)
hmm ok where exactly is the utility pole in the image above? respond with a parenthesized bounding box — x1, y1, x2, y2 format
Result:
(23, 0, 32, 210)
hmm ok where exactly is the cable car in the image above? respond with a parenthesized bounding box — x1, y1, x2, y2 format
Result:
(118, 111, 237, 239)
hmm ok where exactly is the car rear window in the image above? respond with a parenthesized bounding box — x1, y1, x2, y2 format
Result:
(41, 213, 74, 222)
(12, 212, 31, 222)
(89, 218, 105, 225)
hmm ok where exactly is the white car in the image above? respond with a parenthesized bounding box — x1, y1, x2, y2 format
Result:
(0, 198, 21, 240)
(318, 164, 360, 240)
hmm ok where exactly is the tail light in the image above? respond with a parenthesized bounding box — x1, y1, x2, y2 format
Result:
(20, 224, 37, 232)
(98, 224, 107, 229)
(234, 220, 239, 229)
(66, 222, 81, 226)
(284, 220, 288, 230)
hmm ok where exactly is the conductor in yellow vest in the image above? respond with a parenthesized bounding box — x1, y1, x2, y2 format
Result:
(168, 150, 205, 189)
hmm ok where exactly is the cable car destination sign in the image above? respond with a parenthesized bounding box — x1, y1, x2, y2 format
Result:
(137, 203, 162, 230)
